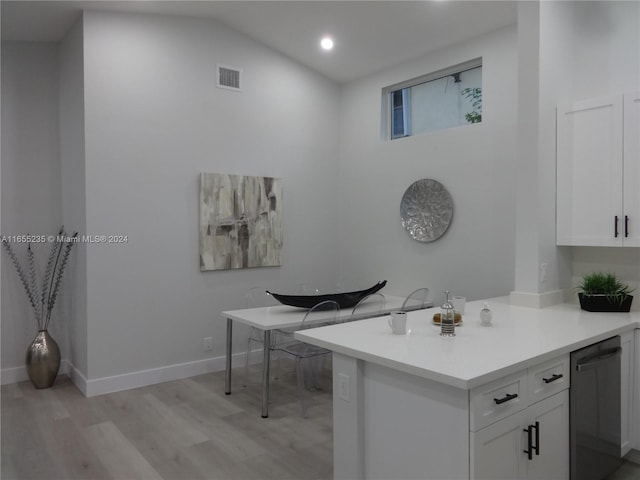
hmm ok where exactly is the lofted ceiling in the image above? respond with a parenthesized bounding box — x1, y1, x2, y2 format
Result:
(1, 1, 517, 83)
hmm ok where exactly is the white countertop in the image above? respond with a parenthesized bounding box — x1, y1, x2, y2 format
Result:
(295, 297, 640, 390)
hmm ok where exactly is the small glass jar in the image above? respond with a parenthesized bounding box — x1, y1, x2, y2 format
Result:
(480, 303, 492, 326)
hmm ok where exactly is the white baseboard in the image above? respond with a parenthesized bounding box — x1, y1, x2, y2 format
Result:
(81, 350, 259, 397)
(509, 289, 573, 308)
(67, 363, 88, 396)
(2, 349, 262, 397)
(83, 358, 221, 397)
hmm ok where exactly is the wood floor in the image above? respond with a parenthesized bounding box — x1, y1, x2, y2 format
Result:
(1, 362, 333, 480)
(3, 362, 640, 480)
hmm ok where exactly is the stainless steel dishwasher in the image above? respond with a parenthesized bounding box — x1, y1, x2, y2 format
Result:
(570, 335, 622, 480)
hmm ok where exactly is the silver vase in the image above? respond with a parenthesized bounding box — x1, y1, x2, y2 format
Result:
(25, 330, 60, 389)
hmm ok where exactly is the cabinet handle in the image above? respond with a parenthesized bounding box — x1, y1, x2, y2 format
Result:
(493, 393, 518, 405)
(542, 373, 563, 384)
(625, 215, 629, 238)
(523, 424, 533, 460)
(523, 421, 540, 460)
(615, 215, 619, 238)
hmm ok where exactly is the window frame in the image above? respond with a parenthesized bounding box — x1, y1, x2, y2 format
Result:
(392, 89, 411, 139)
(382, 57, 483, 141)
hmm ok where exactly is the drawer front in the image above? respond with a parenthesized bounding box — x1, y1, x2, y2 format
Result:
(470, 370, 528, 431)
(528, 355, 570, 404)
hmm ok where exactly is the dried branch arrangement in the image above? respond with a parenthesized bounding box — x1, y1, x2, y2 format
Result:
(1, 227, 78, 330)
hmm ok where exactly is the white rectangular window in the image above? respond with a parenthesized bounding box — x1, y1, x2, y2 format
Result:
(384, 58, 482, 140)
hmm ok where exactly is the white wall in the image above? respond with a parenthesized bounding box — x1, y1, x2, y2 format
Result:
(79, 12, 341, 382)
(536, 1, 576, 295)
(513, 1, 543, 297)
(59, 18, 88, 379)
(336, 26, 518, 306)
(1, 42, 64, 381)
(567, 1, 640, 100)
(513, 0, 575, 300)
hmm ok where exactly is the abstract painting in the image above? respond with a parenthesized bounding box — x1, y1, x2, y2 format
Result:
(200, 173, 283, 271)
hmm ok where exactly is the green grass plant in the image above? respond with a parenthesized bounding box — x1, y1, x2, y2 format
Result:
(577, 272, 634, 306)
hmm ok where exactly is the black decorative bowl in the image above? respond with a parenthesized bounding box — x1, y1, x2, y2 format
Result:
(267, 281, 387, 309)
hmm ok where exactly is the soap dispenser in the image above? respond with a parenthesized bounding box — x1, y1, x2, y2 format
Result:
(440, 291, 456, 337)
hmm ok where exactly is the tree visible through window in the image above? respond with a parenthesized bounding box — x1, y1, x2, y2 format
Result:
(462, 87, 482, 123)
(387, 62, 482, 140)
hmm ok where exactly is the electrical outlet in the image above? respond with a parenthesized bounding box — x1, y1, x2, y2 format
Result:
(203, 337, 213, 351)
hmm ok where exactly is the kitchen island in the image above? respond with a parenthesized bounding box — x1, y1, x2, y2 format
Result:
(295, 297, 639, 480)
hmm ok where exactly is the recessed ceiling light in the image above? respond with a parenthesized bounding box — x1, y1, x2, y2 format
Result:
(320, 37, 334, 51)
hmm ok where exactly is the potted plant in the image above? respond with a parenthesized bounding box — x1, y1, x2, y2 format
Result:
(577, 272, 634, 312)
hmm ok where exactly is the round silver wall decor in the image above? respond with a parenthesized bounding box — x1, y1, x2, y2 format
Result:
(400, 179, 453, 242)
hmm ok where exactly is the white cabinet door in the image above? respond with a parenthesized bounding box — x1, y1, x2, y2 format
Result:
(526, 390, 570, 480)
(557, 96, 624, 246)
(621, 331, 635, 455)
(471, 391, 569, 480)
(623, 92, 640, 246)
(471, 410, 527, 480)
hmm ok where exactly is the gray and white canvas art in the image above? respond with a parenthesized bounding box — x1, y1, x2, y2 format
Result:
(200, 173, 283, 271)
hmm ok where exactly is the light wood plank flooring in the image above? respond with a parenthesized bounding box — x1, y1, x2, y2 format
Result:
(4, 363, 640, 480)
(1, 362, 333, 480)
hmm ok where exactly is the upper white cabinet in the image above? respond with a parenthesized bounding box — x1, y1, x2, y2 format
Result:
(556, 92, 639, 246)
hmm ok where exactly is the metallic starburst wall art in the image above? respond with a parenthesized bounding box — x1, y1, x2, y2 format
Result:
(200, 173, 283, 271)
(400, 179, 453, 242)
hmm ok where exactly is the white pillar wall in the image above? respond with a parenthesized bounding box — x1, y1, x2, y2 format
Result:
(59, 18, 88, 383)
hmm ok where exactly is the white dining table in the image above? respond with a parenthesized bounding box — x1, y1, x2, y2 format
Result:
(221, 294, 432, 417)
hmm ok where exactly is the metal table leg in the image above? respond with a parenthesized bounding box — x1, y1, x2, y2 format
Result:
(261, 330, 271, 418)
(225, 317, 232, 395)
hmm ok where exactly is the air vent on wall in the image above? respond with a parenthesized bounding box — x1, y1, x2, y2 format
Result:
(217, 64, 242, 91)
